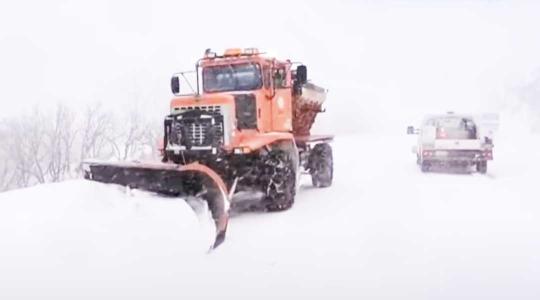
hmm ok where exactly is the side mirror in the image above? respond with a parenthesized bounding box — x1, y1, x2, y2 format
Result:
(171, 75, 180, 95)
(407, 126, 415, 135)
(296, 65, 307, 85)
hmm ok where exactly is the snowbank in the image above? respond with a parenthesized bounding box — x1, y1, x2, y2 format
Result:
(0, 180, 214, 299)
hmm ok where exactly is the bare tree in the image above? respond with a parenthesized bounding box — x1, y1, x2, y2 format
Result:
(0, 122, 16, 191)
(3, 110, 49, 187)
(1, 106, 78, 190)
(46, 104, 77, 182)
(142, 121, 162, 160)
(110, 108, 153, 161)
(0, 100, 163, 192)
(78, 103, 116, 164)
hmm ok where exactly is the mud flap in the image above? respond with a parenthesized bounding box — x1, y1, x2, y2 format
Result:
(83, 161, 229, 249)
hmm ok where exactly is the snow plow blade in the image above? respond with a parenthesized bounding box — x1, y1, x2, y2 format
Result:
(82, 161, 229, 249)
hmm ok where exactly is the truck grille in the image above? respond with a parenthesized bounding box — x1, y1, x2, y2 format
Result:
(169, 107, 225, 149)
(184, 121, 223, 147)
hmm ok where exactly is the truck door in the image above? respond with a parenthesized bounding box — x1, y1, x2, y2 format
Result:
(271, 66, 293, 132)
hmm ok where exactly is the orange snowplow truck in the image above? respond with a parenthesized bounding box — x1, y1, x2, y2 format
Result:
(84, 48, 333, 248)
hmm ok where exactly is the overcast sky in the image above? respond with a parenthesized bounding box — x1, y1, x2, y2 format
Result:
(1, 0, 539, 132)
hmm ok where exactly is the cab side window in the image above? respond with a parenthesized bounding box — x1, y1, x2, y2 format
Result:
(273, 68, 287, 89)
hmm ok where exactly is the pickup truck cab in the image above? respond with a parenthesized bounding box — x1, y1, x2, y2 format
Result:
(407, 113, 494, 173)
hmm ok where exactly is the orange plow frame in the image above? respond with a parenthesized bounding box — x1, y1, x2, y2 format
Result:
(83, 160, 230, 248)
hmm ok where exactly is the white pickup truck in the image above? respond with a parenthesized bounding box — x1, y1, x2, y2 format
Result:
(407, 113, 494, 173)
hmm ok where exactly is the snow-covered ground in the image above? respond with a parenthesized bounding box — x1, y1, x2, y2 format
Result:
(2, 1, 540, 298)
(1, 130, 539, 299)
(0, 181, 214, 299)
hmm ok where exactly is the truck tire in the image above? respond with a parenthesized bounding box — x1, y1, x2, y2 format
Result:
(421, 161, 430, 173)
(477, 161, 487, 174)
(309, 143, 333, 188)
(261, 148, 296, 211)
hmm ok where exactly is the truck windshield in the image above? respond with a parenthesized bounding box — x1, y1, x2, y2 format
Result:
(203, 63, 262, 93)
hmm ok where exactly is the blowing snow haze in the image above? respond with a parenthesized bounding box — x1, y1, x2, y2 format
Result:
(2, 1, 540, 300)
(1, 0, 540, 132)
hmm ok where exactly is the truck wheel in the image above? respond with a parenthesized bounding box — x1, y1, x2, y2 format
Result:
(309, 143, 333, 188)
(261, 149, 296, 211)
(421, 161, 430, 173)
(477, 161, 487, 174)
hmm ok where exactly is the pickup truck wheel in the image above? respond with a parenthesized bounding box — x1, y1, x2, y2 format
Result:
(477, 161, 487, 174)
(309, 143, 333, 188)
(421, 161, 430, 173)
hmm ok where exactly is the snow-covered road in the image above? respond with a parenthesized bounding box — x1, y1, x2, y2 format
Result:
(1, 133, 539, 300)
(208, 133, 540, 299)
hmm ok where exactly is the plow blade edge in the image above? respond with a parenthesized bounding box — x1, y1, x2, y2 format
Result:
(83, 161, 229, 248)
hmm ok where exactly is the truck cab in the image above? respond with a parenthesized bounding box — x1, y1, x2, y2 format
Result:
(165, 48, 304, 159)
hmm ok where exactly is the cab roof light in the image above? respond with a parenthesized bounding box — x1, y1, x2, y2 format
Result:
(224, 48, 243, 56)
(223, 48, 261, 57)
